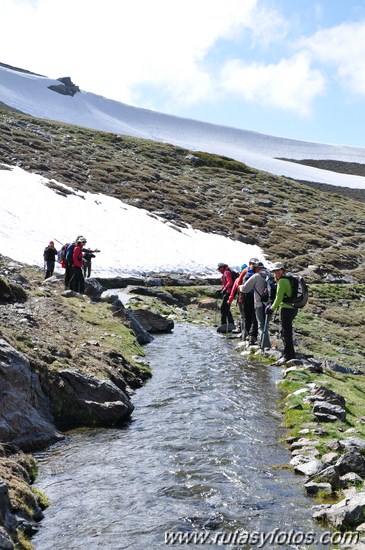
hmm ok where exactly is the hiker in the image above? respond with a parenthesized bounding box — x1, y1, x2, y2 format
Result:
(83, 248, 96, 278)
(43, 241, 58, 279)
(216, 262, 236, 332)
(239, 260, 270, 349)
(265, 262, 297, 365)
(238, 258, 259, 343)
(227, 263, 248, 335)
(71, 236, 87, 294)
(63, 235, 82, 290)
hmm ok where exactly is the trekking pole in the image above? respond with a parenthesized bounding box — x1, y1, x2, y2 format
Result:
(260, 313, 271, 350)
(54, 238, 64, 246)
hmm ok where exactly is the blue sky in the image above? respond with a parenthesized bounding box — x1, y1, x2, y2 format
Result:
(1, 0, 365, 147)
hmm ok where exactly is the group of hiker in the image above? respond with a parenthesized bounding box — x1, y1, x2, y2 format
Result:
(216, 258, 307, 365)
(43, 237, 100, 294)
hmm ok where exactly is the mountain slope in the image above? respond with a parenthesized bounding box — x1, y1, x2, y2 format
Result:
(1, 103, 365, 282)
(1, 63, 365, 189)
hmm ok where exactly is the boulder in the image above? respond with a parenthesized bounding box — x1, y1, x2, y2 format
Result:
(312, 401, 346, 422)
(84, 278, 106, 299)
(336, 451, 365, 477)
(53, 369, 134, 429)
(294, 459, 324, 476)
(132, 309, 174, 333)
(313, 491, 365, 529)
(0, 339, 61, 451)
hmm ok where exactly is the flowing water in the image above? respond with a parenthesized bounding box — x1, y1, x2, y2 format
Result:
(32, 323, 327, 550)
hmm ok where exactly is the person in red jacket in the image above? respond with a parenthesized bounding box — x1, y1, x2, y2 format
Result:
(227, 263, 247, 335)
(216, 262, 236, 332)
(71, 236, 87, 294)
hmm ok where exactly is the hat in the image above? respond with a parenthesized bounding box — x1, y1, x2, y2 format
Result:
(78, 236, 87, 243)
(253, 261, 264, 268)
(49, 241, 54, 245)
(217, 262, 228, 269)
(271, 262, 285, 271)
(249, 257, 259, 265)
(240, 263, 247, 271)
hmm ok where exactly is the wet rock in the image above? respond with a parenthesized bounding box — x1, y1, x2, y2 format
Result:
(0, 339, 61, 451)
(132, 309, 174, 334)
(54, 369, 134, 429)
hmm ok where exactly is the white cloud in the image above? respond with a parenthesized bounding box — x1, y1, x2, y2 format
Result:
(0, 0, 289, 108)
(219, 53, 325, 115)
(300, 19, 365, 96)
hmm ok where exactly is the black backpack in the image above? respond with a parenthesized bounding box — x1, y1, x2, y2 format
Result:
(228, 267, 240, 281)
(283, 274, 308, 308)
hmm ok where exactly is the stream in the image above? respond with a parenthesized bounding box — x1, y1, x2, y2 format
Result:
(32, 323, 327, 549)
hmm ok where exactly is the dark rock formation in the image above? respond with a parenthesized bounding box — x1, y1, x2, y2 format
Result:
(51, 369, 134, 429)
(0, 339, 61, 451)
(48, 77, 80, 97)
(132, 309, 174, 333)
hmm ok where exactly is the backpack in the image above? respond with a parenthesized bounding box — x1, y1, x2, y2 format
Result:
(58, 243, 69, 263)
(283, 274, 308, 309)
(257, 270, 277, 305)
(228, 267, 240, 281)
(65, 243, 75, 264)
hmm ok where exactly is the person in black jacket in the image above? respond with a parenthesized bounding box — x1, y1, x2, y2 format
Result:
(43, 241, 58, 279)
(82, 248, 96, 278)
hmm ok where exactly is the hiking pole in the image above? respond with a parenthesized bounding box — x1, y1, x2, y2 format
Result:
(54, 238, 64, 246)
(260, 313, 271, 350)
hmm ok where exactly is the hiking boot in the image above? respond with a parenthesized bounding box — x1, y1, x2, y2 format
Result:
(217, 323, 236, 333)
(249, 336, 257, 345)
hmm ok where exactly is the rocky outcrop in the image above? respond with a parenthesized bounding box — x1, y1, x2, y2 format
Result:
(50, 369, 134, 429)
(48, 77, 80, 96)
(132, 309, 174, 333)
(0, 339, 61, 451)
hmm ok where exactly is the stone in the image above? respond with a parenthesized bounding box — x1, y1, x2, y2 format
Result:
(340, 472, 363, 484)
(51, 369, 134, 429)
(312, 401, 346, 421)
(336, 451, 365, 477)
(321, 452, 339, 465)
(313, 491, 365, 529)
(304, 482, 332, 496)
(132, 309, 174, 333)
(294, 459, 324, 476)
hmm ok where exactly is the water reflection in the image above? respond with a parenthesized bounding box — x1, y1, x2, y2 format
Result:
(33, 323, 325, 549)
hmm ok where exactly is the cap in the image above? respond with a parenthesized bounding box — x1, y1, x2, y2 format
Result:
(78, 236, 87, 243)
(249, 257, 259, 265)
(49, 241, 54, 245)
(253, 261, 264, 268)
(217, 262, 228, 269)
(271, 262, 285, 271)
(240, 263, 247, 271)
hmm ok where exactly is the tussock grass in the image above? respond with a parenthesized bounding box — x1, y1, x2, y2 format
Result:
(1, 103, 365, 281)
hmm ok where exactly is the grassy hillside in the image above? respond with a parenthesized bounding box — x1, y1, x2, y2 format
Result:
(1, 103, 365, 282)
